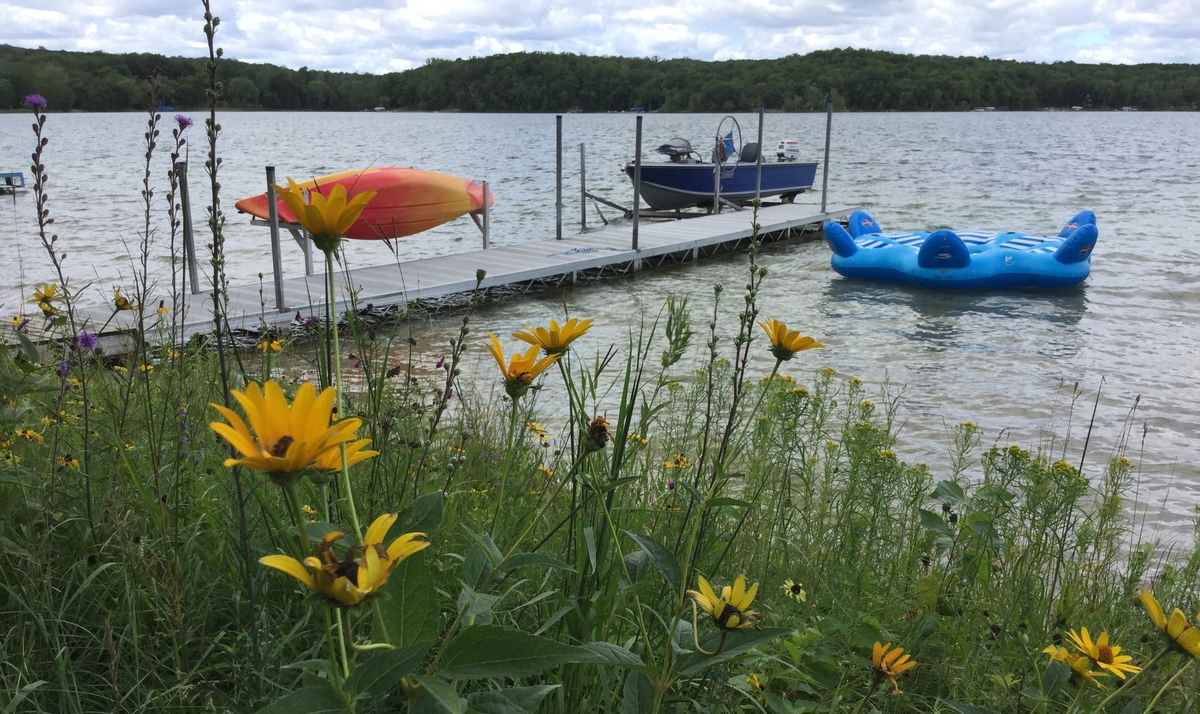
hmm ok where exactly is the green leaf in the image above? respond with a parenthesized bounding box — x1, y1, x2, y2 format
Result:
(582, 526, 597, 575)
(462, 527, 503, 565)
(456, 585, 498, 626)
(622, 671, 655, 714)
(622, 550, 649, 584)
(498, 552, 576, 574)
(940, 702, 1002, 714)
(580, 641, 647, 670)
(1119, 697, 1142, 714)
(466, 692, 527, 714)
(494, 685, 560, 713)
(918, 508, 953, 535)
(1, 680, 46, 714)
(703, 497, 750, 509)
(677, 627, 794, 675)
(344, 640, 429, 699)
(622, 532, 681, 589)
(374, 551, 440, 648)
(413, 675, 464, 714)
(464, 543, 493, 589)
(254, 685, 349, 714)
(396, 492, 444, 535)
(1040, 660, 1070, 698)
(439, 625, 599, 679)
(14, 330, 40, 364)
(932, 480, 966, 505)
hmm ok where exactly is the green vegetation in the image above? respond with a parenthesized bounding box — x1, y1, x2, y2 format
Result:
(2, 43, 1198, 113)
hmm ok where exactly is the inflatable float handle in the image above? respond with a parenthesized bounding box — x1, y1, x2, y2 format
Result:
(917, 229, 971, 269)
(847, 210, 883, 238)
(1058, 210, 1096, 238)
(823, 221, 858, 257)
(1053, 223, 1098, 264)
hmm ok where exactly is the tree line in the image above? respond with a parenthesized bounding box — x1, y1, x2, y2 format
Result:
(2, 43, 1197, 113)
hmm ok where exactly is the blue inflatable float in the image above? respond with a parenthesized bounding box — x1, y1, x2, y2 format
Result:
(823, 210, 1098, 289)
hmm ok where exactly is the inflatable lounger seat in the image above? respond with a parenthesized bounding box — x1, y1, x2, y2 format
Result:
(822, 210, 1098, 289)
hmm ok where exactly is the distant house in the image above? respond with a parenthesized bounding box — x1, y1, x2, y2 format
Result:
(374, 106, 386, 112)
(1071, 106, 1083, 111)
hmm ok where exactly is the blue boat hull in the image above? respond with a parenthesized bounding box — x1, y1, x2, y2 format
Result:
(624, 162, 817, 210)
(824, 210, 1098, 290)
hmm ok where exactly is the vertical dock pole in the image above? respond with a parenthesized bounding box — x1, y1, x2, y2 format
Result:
(712, 136, 722, 214)
(177, 161, 200, 295)
(755, 103, 764, 202)
(555, 114, 563, 240)
(302, 231, 313, 276)
(579, 142, 587, 229)
(265, 166, 286, 311)
(482, 181, 490, 249)
(821, 94, 833, 214)
(632, 115, 643, 252)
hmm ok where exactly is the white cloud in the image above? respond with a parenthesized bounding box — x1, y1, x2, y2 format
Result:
(0, 0, 1197, 72)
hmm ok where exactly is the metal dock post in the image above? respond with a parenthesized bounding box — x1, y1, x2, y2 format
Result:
(482, 181, 490, 249)
(632, 115, 643, 252)
(265, 167, 286, 311)
(177, 161, 200, 295)
(712, 136, 722, 214)
(556, 115, 563, 240)
(821, 95, 833, 213)
(579, 143, 586, 229)
(755, 103, 764, 202)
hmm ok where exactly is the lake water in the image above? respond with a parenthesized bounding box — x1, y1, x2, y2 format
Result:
(2, 110, 1198, 533)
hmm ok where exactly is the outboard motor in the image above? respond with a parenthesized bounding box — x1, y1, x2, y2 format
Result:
(776, 139, 801, 162)
(656, 137, 693, 157)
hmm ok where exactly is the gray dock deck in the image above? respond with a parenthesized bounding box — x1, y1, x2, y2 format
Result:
(29, 202, 855, 350)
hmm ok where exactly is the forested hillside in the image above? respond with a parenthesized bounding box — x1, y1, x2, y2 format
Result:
(2, 44, 1197, 112)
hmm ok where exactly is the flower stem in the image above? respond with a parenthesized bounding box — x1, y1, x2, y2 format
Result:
(325, 248, 363, 542)
(1095, 648, 1167, 711)
(1141, 657, 1192, 713)
(490, 397, 522, 534)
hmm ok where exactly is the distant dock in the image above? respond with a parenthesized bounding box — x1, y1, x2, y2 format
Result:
(19, 201, 854, 353)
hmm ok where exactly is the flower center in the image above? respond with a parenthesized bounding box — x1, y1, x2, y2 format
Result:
(1097, 643, 1114, 664)
(790, 583, 803, 594)
(269, 435, 294, 457)
(715, 603, 744, 629)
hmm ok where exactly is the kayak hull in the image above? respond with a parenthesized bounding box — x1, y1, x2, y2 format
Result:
(234, 167, 493, 240)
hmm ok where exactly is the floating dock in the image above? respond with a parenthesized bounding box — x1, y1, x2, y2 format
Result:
(18, 201, 855, 352)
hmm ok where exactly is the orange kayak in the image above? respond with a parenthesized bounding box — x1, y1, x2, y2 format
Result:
(234, 167, 494, 240)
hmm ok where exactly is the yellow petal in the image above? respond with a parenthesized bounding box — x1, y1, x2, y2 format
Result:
(260, 554, 317, 590)
(364, 513, 398, 546)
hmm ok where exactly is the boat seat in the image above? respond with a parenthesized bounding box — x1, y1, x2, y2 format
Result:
(740, 143, 760, 164)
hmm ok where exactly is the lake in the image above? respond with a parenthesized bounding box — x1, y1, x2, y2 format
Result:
(2, 109, 1198, 533)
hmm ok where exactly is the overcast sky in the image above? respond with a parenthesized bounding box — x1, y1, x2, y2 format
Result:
(3, 0, 1198, 73)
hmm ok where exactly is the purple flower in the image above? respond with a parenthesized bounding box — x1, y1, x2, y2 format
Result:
(75, 330, 99, 352)
(24, 94, 47, 110)
(435, 358, 445, 369)
(476, 269, 487, 282)
(57, 362, 70, 377)
(174, 114, 193, 129)
(353, 361, 361, 368)
(667, 481, 676, 490)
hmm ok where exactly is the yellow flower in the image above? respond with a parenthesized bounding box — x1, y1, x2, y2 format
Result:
(271, 177, 376, 251)
(791, 386, 808, 397)
(315, 436, 379, 471)
(259, 512, 429, 607)
(113, 288, 135, 311)
(538, 464, 553, 476)
(208, 381, 359, 481)
(166, 349, 180, 359)
(1139, 589, 1200, 658)
(1067, 628, 1140, 679)
(40, 416, 58, 425)
(16, 429, 44, 443)
(156, 300, 169, 315)
(781, 579, 806, 602)
(687, 574, 762, 631)
(747, 673, 763, 690)
(872, 642, 917, 694)
(124, 443, 135, 451)
(28, 283, 63, 316)
(10, 315, 22, 326)
(664, 454, 690, 469)
(1, 452, 18, 466)
(258, 340, 282, 353)
(512, 317, 594, 355)
(112, 365, 127, 373)
(484, 332, 561, 399)
(756, 319, 822, 362)
(57, 454, 79, 470)
(527, 422, 547, 433)
(138, 364, 154, 373)
(1044, 644, 1107, 689)
(880, 449, 896, 460)
(301, 504, 317, 519)
(626, 433, 648, 447)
